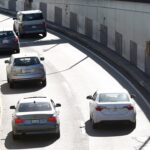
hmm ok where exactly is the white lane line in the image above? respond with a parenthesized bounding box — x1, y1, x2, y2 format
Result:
(47, 28, 150, 110)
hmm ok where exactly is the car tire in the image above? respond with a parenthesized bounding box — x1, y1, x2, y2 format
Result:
(12, 133, 20, 140)
(131, 121, 136, 129)
(92, 119, 98, 129)
(9, 82, 15, 89)
(15, 48, 20, 54)
(18, 30, 23, 38)
(90, 114, 92, 121)
(55, 127, 60, 138)
(42, 32, 47, 37)
(42, 79, 46, 87)
(7, 76, 9, 83)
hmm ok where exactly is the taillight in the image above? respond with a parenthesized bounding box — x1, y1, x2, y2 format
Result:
(15, 117, 24, 124)
(95, 106, 105, 111)
(47, 116, 56, 122)
(124, 105, 134, 110)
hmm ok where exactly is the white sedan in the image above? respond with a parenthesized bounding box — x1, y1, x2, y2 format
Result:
(87, 88, 136, 129)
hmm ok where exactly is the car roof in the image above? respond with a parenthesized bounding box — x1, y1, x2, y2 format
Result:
(11, 52, 40, 59)
(19, 96, 50, 104)
(18, 10, 42, 15)
(96, 88, 129, 94)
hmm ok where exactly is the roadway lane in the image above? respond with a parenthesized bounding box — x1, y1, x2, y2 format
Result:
(0, 13, 150, 150)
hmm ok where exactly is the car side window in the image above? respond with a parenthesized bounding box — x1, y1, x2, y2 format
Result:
(93, 92, 97, 101)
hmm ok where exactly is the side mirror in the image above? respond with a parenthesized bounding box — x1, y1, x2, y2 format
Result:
(86, 95, 93, 100)
(5, 60, 10, 64)
(40, 57, 44, 61)
(10, 106, 16, 109)
(131, 94, 136, 99)
(55, 103, 61, 107)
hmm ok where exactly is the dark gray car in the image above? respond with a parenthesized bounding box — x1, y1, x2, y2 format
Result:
(0, 30, 20, 54)
(10, 96, 61, 140)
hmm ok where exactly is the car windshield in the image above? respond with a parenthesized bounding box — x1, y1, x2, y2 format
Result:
(18, 102, 51, 112)
(13, 57, 40, 66)
(0, 31, 14, 38)
(99, 93, 129, 102)
(23, 13, 43, 21)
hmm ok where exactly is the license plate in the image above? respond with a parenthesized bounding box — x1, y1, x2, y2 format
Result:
(32, 120, 39, 124)
(40, 119, 47, 124)
(22, 69, 33, 73)
(2, 39, 9, 44)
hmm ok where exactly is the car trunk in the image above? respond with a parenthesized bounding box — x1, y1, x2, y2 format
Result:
(97, 102, 133, 115)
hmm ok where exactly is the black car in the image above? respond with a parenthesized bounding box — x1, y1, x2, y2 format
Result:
(0, 30, 20, 54)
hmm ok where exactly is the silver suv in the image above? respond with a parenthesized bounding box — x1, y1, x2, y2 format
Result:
(5, 52, 46, 88)
(13, 10, 47, 38)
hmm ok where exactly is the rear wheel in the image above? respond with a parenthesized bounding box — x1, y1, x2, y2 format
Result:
(12, 133, 20, 140)
(18, 30, 23, 38)
(15, 48, 20, 54)
(131, 121, 136, 129)
(42, 32, 47, 37)
(41, 79, 46, 87)
(55, 127, 60, 138)
(9, 81, 15, 89)
(7, 76, 9, 83)
(92, 119, 98, 129)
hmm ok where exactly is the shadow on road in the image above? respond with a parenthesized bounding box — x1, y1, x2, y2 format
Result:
(1, 83, 43, 95)
(20, 35, 66, 48)
(5, 132, 58, 149)
(0, 53, 12, 59)
(47, 56, 88, 75)
(85, 120, 134, 137)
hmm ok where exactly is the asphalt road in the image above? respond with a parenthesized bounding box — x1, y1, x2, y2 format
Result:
(0, 13, 150, 150)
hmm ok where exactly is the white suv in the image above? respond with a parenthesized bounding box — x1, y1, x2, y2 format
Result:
(13, 10, 47, 38)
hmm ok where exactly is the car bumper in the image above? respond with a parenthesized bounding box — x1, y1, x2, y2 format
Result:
(10, 74, 46, 82)
(0, 45, 19, 52)
(93, 112, 136, 123)
(13, 124, 59, 135)
(22, 29, 46, 34)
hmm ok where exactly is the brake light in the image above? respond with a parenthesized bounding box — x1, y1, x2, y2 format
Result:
(47, 116, 56, 122)
(15, 117, 24, 124)
(95, 106, 105, 111)
(124, 105, 134, 110)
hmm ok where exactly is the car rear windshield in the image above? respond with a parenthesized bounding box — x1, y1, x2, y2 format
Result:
(0, 31, 14, 38)
(14, 57, 40, 66)
(23, 13, 43, 21)
(18, 102, 51, 112)
(99, 93, 129, 102)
